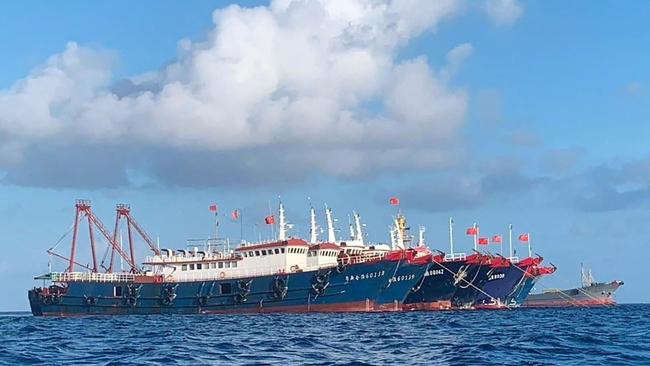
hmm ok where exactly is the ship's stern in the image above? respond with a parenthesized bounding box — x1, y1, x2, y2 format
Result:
(28, 288, 44, 316)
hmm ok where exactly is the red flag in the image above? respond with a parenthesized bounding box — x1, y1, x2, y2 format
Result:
(466, 227, 477, 236)
(518, 233, 529, 242)
(491, 235, 502, 244)
(389, 197, 400, 205)
(478, 237, 489, 245)
(231, 209, 240, 221)
(265, 215, 275, 225)
(208, 204, 218, 212)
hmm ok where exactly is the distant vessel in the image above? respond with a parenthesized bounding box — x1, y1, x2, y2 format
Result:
(523, 265, 623, 308)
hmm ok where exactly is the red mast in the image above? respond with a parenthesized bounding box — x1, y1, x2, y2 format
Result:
(67, 200, 139, 273)
(108, 204, 162, 273)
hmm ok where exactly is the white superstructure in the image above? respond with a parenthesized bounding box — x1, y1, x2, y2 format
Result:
(144, 201, 387, 283)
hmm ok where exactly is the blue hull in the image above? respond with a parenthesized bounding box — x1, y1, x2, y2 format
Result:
(374, 261, 429, 311)
(450, 263, 495, 308)
(29, 259, 407, 316)
(403, 260, 466, 310)
(474, 265, 527, 308)
(508, 275, 538, 306)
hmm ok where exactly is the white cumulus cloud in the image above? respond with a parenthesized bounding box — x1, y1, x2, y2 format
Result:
(485, 0, 523, 26)
(0, 0, 474, 188)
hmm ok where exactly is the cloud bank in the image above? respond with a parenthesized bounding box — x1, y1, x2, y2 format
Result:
(0, 0, 476, 188)
(485, 0, 523, 26)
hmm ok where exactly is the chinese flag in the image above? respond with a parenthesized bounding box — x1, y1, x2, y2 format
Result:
(492, 235, 503, 244)
(231, 209, 240, 221)
(208, 204, 218, 212)
(466, 227, 477, 236)
(518, 233, 529, 242)
(389, 197, 400, 205)
(478, 237, 489, 245)
(265, 215, 275, 225)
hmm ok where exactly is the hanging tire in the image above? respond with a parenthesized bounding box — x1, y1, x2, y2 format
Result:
(165, 284, 176, 294)
(126, 296, 137, 307)
(43, 295, 54, 306)
(161, 295, 174, 306)
(128, 285, 139, 297)
(272, 277, 288, 300)
(233, 293, 247, 303)
(83, 296, 97, 306)
(316, 273, 328, 284)
(198, 296, 209, 307)
(311, 282, 326, 296)
(238, 280, 252, 293)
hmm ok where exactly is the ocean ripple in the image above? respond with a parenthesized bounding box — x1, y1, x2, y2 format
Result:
(1, 305, 649, 365)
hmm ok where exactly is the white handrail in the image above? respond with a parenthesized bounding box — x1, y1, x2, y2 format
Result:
(46, 251, 389, 284)
(444, 253, 467, 261)
(49, 272, 136, 283)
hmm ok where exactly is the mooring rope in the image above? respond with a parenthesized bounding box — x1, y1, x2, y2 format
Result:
(509, 262, 605, 308)
(434, 259, 512, 310)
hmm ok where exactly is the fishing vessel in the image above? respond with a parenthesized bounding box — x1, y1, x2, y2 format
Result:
(374, 217, 431, 310)
(404, 219, 559, 310)
(507, 263, 556, 306)
(312, 206, 430, 311)
(473, 256, 551, 309)
(403, 253, 472, 310)
(28, 201, 424, 316)
(523, 266, 623, 308)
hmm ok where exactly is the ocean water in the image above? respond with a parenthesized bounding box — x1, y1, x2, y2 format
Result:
(1, 305, 649, 365)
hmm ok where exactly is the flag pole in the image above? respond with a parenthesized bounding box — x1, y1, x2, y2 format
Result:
(268, 200, 274, 241)
(239, 208, 243, 243)
(528, 232, 532, 258)
(473, 222, 478, 251)
(500, 235, 503, 256)
(508, 224, 513, 259)
(215, 211, 219, 241)
(449, 217, 454, 257)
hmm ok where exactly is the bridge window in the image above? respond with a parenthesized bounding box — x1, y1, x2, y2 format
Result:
(189, 264, 195, 270)
(274, 248, 280, 254)
(218, 262, 224, 269)
(262, 250, 267, 256)
(281, 248, 285, 253)
(248, 251, 254, 257)
(181, 264, 188, 271)
(114, 286, 122, 297)
(196, 263, 202, 270)
(255, 251, 260, 256)
(232, 261, 237, 268)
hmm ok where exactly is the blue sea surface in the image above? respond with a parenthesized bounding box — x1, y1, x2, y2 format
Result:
(1, 305, 649, 365)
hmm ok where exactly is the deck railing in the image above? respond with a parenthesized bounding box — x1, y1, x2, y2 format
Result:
(44, 251, 391, 284)
(444, 253, 467, 261)
(48, 272, 136, 283)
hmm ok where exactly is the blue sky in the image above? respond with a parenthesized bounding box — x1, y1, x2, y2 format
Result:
(1, 0, 649, 310)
